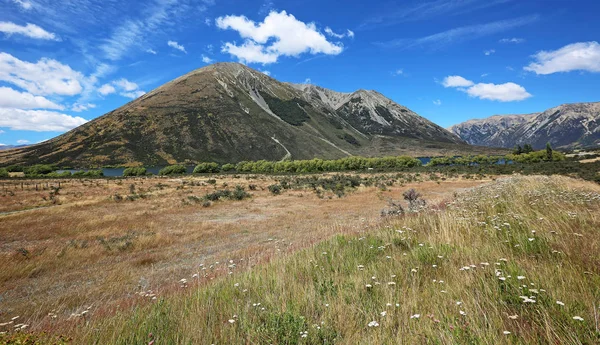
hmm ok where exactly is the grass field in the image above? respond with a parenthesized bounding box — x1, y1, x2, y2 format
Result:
(1, 174, 599, 344)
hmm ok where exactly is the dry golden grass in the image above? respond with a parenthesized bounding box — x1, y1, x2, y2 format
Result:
(2, 174, 599, 344)
(0, 173, 485, 336)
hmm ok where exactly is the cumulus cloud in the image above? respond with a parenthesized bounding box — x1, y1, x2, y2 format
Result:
(524, 41, 600, 74)
(465, 82, 531, 101)
(442, 75, 474, 88)
(201, 54, 214, 63)
(146, 48, 157, 54)
(221, 41, 278, 64)
(216, 10, 344, 64)
(168, 40, 187, 53)
(17, 139, 29, 144)
(499, 37, 525, 44)
(0, 53, 83, 96)
(98, 84, 116, 96)
(443, 75, 531, 102)
(484, 49, 495, 56)
(0, 86, 64, 109)
(392, 69, 404, 76)
(71, 103, 96, 112)
(0, 109, 88, 131)
(0, 21, 59, 40)
(433, 99, 442, 106)
(260, 70, 271, 76)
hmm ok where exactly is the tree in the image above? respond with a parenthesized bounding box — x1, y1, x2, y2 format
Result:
(523, 144, 534, 154)
(513, 145, 523, 155)
(546, 142, 553, 161)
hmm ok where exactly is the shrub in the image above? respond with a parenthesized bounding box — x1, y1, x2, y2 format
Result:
(403, 188, 426, 212)
(221, 163, 236, 172)
(232, 185, 251, 200)
(268, 184, 282, 195)
(123, 167, 147, 176)
(24, 164, 55, 176)
(159, 165, 186, 176)
(0, 168, 9, 178)
(193, 162, 220, 174)
(5, 165, 24, 172)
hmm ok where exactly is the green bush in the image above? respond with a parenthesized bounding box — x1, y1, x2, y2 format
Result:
(268, 184, 282, 195)
(72, 170, 103, 177)
(24, 164, 55, 176)
(123, 167, 147, 176)
(159, 165, 186, 176)
(5, 165, 24, 172)
(221, 163, 236, 172)
(0, 168, 9, 178)
(193, 162, 220, 174)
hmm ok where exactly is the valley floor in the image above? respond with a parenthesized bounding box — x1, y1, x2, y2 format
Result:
(1, 174, 599, 344)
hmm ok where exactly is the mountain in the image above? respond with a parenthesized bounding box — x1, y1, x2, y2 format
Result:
(0, 144, 28, 151)
(0, 62, 478, 167)
(449, 102, 600, 150)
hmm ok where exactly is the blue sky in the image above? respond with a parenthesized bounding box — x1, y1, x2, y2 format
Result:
(1, 0, 599, 146)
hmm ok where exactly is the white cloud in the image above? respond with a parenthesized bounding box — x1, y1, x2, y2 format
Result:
(524, 41, 600, 75)
(11, 0, 32, 10)
(481, 73, 489, 77)
(113, 78, 139, 91)
(17, 139, 29, 144)
(324, 27, 354, 39)
(0, 86, 64, 109)
(222, 41, 279, 64)
(484, 49, 495, 56)
(71, 103, 96, 112)
(0, 129, 4, 134)
(433, 99, 442, 106)
(443, 75, 531, 102)
(0, 108, 88, 131)
(0, 21, 59, 40)
(168, 40, 187, 53)
(98, 84, 116, 96)
(205, 18, 212, 26)
(499, 37, 525, 44)
(98, 78, 145, 99)
(260, 70, 271, 76)
(201, 55, 214, 64)
(466, 82, 531, 102)
(0, 52, 83, 96)
(442, 75, 474, 87)
(146, 48, 157, 55)
(216, 10, 344, 64)
(121, 90, 146, 99)
(392, 69, 404, 76)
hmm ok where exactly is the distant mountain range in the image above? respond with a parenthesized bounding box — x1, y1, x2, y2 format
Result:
(0, 144, 28, 151)
(0, 62, 493, 167)
(449, 102, 600, 150)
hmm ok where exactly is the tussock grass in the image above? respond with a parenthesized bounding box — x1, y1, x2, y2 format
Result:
(62, 176, 600, 344)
